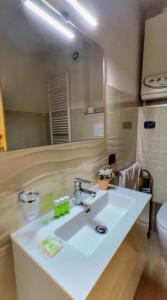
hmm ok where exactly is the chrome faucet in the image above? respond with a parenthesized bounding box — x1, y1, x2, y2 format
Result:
(74, 178, 96, 205)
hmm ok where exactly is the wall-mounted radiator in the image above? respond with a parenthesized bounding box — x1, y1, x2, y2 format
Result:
(48, 72, 71, 144)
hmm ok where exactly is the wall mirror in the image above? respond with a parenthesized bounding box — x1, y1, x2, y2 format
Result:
(0, 0, 104, 151)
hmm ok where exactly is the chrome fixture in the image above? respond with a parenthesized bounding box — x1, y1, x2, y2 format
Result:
(74, 178, 96, 205)
(79, 201, 92, 213)
(95, 225, 108, 234)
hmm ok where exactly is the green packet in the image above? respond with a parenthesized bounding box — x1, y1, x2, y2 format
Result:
(38, 237, 63, 257)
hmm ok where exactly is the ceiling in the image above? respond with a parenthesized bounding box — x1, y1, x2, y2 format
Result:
(0, 0, 86, 55)
(140, 0, 167, 18)
(0, 0, 167, 55)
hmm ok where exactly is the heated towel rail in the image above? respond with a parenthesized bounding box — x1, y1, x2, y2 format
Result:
(48, 72, 71, 144)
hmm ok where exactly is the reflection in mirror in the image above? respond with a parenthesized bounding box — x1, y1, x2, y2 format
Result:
(0, 0, 104, 151)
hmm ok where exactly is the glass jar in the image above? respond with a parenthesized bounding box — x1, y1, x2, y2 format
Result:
(18, 191, 40, 222)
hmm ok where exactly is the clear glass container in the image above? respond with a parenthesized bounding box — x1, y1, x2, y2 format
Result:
(18, 191, 40, 222)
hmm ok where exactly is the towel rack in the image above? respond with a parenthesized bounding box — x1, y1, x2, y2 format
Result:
(113, 164, 153, 239)
(48, 72, 72, 144)
(139, 169, 153, 239)
(112, 161, 136, 177)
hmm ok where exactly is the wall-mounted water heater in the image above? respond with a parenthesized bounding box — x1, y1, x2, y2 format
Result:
(141, 8, 167, 100)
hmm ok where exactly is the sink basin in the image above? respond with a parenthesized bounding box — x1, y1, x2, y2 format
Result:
(55, 192, 135, 256)
(11, 185, 151, 300)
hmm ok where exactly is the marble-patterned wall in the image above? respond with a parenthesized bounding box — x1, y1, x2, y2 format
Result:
(0, 139, 107, 300)
(105, 85, 138, 168)
(137, 106, 167, 204)
(0, 139, 107, 238)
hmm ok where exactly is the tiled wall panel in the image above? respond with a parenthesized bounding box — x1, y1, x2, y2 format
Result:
(105, 85, 138, 168)
(137, 106, 167, 204)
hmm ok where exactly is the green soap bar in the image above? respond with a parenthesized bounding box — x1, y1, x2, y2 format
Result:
(42, 239, 49, 245)
(45, 243, 60, 256)
(38, 238, 63, 257)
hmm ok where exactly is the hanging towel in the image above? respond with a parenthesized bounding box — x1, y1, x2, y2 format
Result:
(119, 162, 140, 190)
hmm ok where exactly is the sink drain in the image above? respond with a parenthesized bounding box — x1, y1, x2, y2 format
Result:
(95, 225, 108, 234)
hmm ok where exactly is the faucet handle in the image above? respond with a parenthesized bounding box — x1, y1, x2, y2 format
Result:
(74, 178, 91, 184)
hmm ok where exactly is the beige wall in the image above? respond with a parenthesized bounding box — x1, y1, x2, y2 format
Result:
(83, 0, 144, 98)
(105, 86, 138, 167)
(0, 38, 50, 149)
(84, 40, 104, 110)
(137, 106, 167, 204)
(5, 111, 50, 150)
(71, 108, 104, 142)
(88, 0, 144, 168)
(0, 39, 48, 114)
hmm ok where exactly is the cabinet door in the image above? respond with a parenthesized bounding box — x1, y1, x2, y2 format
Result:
(0, 87, 7, 151)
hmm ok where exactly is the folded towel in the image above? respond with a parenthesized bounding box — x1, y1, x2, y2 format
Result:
(119, 162, 140, 190)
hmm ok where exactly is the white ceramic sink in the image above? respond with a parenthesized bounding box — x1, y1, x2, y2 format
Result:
(55, 192, 135, 256)
(11, 185, 151, 300)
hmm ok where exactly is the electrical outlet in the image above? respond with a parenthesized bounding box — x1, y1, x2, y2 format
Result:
(108, 153, 116, 165)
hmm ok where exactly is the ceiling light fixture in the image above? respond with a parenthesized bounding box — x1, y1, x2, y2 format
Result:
(24, 0, 75, 39)
(67, 0, 97, 27)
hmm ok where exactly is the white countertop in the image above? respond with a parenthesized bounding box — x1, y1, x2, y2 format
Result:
(11, 186, 151, 300)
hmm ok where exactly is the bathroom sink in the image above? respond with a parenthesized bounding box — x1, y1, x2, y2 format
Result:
(55, 192, 135, 256)
(11, 186, 151, 300)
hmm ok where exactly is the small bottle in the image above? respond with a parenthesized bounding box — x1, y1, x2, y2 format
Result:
(64, 196, 70, 213)
(53, 200, 61, 218)
(60, 198, 66, 216)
